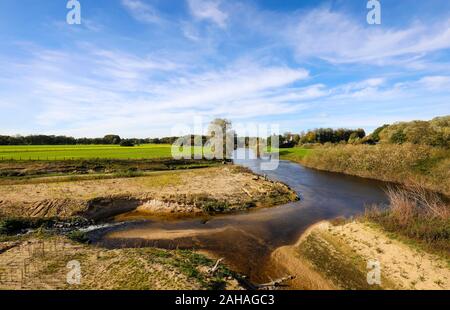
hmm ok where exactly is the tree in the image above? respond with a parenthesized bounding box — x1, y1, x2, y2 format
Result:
(371, 124, 389, 142)
(207, 118, 235, 159)
(103, 135, 121, 144)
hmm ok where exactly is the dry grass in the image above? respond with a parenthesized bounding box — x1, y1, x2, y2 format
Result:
(296, 143, 449, 195)
(365, 185, 450, 256)
(0, 236, 242, 290)
(385, 186, 450, 224)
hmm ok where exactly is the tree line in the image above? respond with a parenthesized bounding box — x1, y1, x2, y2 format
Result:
(269, 128, 366, 148)
(1, 116, 447, 148)
(0, 134, 181, 146)
(269, 115, 449, 148)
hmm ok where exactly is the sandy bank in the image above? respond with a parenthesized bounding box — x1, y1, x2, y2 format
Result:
(271, 221, 450, 290)
(0, 166, 298, 220)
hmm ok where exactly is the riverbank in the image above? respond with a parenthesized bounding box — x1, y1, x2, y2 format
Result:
(0, 165, 298, 221)
(271, 220, 450, 290)
(271, 181, 449, 290)
(0, 163, 298, 290)
(280, 144, 450, 196)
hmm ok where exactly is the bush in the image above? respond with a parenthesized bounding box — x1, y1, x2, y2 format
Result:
(120, 140, 135, 147)
(390, 130, 407, 144)
(0, 218, 31, 235)
(67, 230, 90, 243)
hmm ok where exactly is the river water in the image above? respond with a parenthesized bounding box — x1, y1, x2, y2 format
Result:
(91, 150, 389, 283)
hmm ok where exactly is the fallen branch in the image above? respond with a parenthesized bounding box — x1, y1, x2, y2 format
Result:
(255, 275, 295, 289)
(242, 187, 253, 198)
(208, 258, 224, 275)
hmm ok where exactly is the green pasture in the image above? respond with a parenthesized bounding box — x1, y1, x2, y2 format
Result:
(0, 144, 206, 160)
(276, 147, 313, 161)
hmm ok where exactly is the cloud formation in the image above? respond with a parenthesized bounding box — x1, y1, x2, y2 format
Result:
(187, 0, 228, 28)
(0, 1, 449, 136)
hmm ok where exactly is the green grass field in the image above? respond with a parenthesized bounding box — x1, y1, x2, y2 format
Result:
(0, 144, 206, 160)
(276, 147, 313, 161)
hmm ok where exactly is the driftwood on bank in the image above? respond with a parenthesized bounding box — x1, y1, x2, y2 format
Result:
(255, 275, 296, 289)
(208, 258, 225, 275)
(242, 187, 253, 198)
(238, 275, 296, 290)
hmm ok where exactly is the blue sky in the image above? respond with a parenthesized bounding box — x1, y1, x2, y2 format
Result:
(0, 0, 449, 138)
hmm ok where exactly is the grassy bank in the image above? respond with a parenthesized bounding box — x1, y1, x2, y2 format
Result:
(0, 158, 219, 181)
(280, 144, 450, 195)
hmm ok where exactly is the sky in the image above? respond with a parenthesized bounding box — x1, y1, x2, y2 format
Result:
(0, 0, 449, 138)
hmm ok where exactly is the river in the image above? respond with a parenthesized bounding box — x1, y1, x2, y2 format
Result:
(90, 150, 389, 284)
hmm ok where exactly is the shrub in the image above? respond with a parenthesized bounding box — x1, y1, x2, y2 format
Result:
(390, 130, 407, 144)
(67, 230, 90, 243)
(0, 218, 31, 235)
(120, 140, 135, 147)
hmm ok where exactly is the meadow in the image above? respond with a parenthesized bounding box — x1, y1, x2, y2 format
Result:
(277, 147, 313, 161)
(0, 144, 200, 160)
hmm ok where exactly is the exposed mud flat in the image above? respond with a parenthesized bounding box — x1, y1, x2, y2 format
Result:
(271, 221, 450, 290)
(0, 166, 298, 220)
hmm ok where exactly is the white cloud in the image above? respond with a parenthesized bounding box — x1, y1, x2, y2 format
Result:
(0, 44, 310, 136)
(288, 8, 450, 65)
(187, 0, 228, 28)
(121, 0, 162, 24)
(417, 76, 450, 90)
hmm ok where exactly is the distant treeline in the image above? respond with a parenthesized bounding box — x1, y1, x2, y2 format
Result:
(0, 134, 213, 147)
(269, 128, 366, 148)
(0, 134, 181, 146)
(271, 115, 449, 148)
(2, 116, 448, 148)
